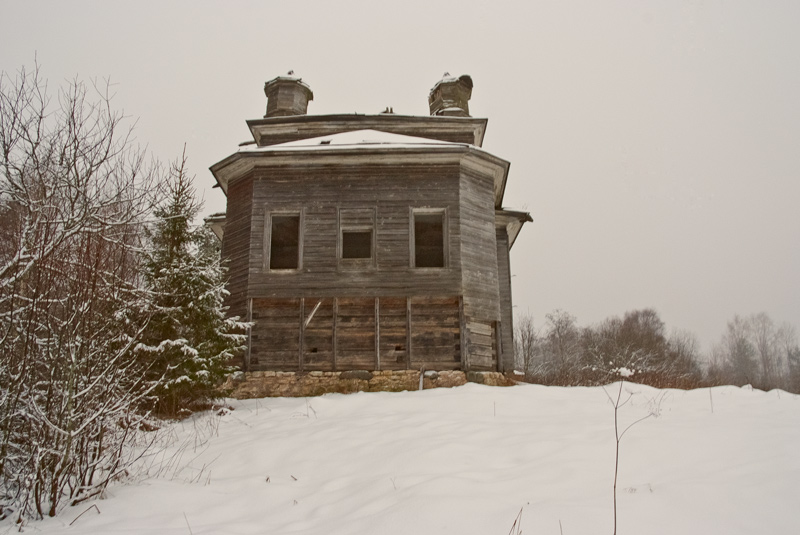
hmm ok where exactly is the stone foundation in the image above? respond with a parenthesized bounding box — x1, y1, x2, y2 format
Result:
(222, 369, 515, 398)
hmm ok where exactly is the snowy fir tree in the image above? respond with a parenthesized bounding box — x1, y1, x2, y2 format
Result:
(140, 154, 247, 416)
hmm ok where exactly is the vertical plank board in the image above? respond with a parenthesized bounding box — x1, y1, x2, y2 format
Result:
(332, 297, 338, 372)
(459, 295, 467, 370)
(246, 298, 253, 372)
(406, 297, 412, 369)
(375, 297, 381, 370)
(299, 298, 305, 372)
(495, 320, 502, 372)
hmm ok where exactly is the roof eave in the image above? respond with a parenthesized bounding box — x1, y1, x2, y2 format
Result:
(246, 113, 488, 147)
(495, 209, 533, 250)
(210, 142, 509, 199)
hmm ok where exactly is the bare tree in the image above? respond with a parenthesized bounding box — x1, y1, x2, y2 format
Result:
(544, 309, 581, 370)
(513, 312, 539, 377)
(710, 313, 797, 390)
(750, 312, 780, 387)
(720, 315, 758, 385)
(0, 64, 159, 521)
(665, 328, 702, 386)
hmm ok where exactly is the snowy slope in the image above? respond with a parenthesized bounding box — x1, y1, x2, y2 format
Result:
(13, 383, 800, 535)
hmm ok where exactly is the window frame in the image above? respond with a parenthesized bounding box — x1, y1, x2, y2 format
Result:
(264, 209, 304, 272)
(338, 207, 376, 270)
(410, 207, 448, 269)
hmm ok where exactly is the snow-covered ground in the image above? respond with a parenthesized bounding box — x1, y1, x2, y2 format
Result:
(13, 382, 800, 534)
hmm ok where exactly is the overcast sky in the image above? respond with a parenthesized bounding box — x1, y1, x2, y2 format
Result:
(2, 0, 798, 351)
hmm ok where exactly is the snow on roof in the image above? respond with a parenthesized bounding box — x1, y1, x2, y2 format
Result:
(238, 129, 467, 153)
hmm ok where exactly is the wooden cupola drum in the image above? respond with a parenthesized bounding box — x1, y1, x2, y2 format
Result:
(210, 74, 531, 374)
(263, 73, 314, 118)
(428, 74, 473, 117)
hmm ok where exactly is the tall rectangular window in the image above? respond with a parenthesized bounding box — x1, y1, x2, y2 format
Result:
(413, 210, 446, 268)
(269, 214, 300, 270)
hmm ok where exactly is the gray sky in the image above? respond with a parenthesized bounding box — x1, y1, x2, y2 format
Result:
(2, 0, 798, 350)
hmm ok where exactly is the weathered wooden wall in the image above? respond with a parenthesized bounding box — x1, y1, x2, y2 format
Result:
(496, 228, 515, 372)
(249, 296, 460, 371)
(247, 162, 462, 296)
(222, 176, 254, 320)
(458, 165, 502, 370)
(224, 155, 508, 372)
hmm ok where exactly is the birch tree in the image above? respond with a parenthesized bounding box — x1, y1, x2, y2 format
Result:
(0, 64, 158, 521)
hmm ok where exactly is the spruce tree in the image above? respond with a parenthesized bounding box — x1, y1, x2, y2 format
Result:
(141, 154, 246, 416)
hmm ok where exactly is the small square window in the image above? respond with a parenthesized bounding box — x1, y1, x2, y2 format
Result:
(339, 208, 376, 268)
(342, 230, 372, 259)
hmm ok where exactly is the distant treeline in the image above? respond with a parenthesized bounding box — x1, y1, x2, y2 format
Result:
(514, 309, 800, 393)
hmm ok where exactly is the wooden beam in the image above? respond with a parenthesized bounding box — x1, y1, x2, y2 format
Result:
(304, 299, 322, 328)
(459, 296, 467, 370)
(299, 298, 305, 372)
(406, 297, 412, 369)
(246, 298, 253, 372)
(375, 297, 381, 370)
(494, 320, 502, 372)
(332, 297, 338, 372)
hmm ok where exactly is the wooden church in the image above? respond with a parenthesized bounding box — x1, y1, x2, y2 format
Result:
(209, 73, 530, 374)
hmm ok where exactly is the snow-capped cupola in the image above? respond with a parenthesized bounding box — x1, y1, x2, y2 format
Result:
(428, 74, 473, 117)
(263, 73, 314, 118)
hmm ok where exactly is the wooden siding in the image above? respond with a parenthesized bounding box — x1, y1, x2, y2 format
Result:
(458, 164, 502, 370)
(222, 176, 254, 320)
(466, 321, 496, 371)
(250, 298, 301, 370)
(410, 296, 461, 369)
(336, 297, 377, 369)
(379, 297, 408, 370)
(246, 163, 463, 298)
(303, 297, 335, 371)
(496, 228, 514, 372)
(248, 296, 461, 371)
(221, 152, 514, 372)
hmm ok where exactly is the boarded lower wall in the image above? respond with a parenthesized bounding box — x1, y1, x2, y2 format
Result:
(248, 295, 465, 371)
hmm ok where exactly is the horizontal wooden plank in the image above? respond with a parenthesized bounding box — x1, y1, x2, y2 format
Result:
(467, 322, 493, 336)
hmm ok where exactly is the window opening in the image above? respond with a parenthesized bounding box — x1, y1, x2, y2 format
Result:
(342, 230, 372, 259)
(270, 214, 300, 269)
(414, 212, 445, 268)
